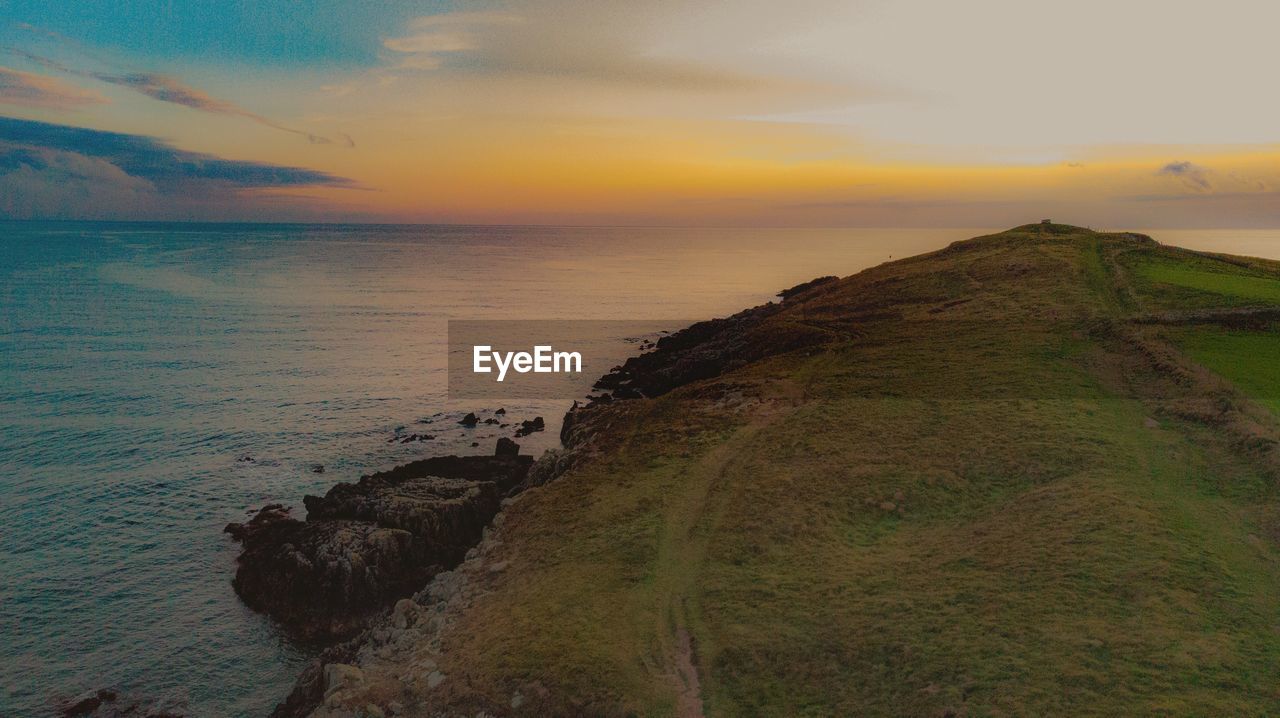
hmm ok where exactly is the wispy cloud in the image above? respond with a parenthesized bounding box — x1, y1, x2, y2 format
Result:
(1157, 160, 1212, 192)
(7, 47, 352, 146)
(0, 116, 355, 218)
(382, 12, 520, 71)
(0, 116, 353, 188)
(92, 71, 347, 145)
(0, 65, 106, 109)
(378, 9, 806, 93)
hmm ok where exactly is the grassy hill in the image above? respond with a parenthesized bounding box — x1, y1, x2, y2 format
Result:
(308, 225, 1280, 716)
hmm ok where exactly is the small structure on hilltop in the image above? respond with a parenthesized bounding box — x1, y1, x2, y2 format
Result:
(1041, 218, 1052, 225)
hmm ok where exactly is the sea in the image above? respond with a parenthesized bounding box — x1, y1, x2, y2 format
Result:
(1, 222, 1277, 716)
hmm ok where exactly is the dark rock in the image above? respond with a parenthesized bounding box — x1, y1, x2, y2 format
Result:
(224, 504, 290, 542)
(483, 418, 500, 425)
(356, 454, 533, 493)
(494, 407, 506, 415)
(60, 689, 111, 716)
(588, 294, 834, 399)
(229, 478, 500, 639)
(237, 455, 254, 463)
(495, 437, 520, 458)
(777, 275, 838, 301)
(458, 412, 479, 427)
(270, 638, 360, 718)
(227, 453, 533, 639)
(560, 401, 581, 444)
(229, 518, 421, 639)
(58, 688, 183, 718)
(304, 477, 500, 552)
(311, 465, 325, 474)
(471, 441, 479, 447)
(514, 416, 545, 437)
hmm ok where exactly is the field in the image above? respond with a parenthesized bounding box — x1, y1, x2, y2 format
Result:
(1168, 327, 1280, 415)
(1124, 250, 1280, 308)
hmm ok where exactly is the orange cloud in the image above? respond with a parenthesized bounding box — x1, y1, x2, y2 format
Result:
(0, 66, 105, 109)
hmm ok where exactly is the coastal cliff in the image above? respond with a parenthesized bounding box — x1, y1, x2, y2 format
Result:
(272, 224, 1280, 716)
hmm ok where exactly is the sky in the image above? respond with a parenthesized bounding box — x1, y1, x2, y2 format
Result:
(0, 0, 1278, 227)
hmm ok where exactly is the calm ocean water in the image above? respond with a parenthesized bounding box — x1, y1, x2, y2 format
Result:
(2, 222, 1277, 716)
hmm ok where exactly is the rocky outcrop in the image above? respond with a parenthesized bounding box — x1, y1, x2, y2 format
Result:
(590, 299, 834, 399)
(226, 449, 532, 640)
(495, 437, 520, 458)
(226, 504, 437, 639)
(304, 477, 499, 558)
(271, 508, 517, 718)
(777, 275, 837, 301)
(270, 637, 361, 718)
(514, 416, 545, 437)
(350, 454, 533, 495)
(57, 688, 184, 717)
(559, 401, 582, 445)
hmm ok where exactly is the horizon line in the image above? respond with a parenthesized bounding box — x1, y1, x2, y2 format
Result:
(1, 218, 1270, 232)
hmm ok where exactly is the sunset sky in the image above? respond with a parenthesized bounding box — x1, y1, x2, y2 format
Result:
(1, 0, 1278, 226)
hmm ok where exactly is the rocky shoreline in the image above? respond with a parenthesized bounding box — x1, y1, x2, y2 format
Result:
(266, 403, 641, 717)
(225, 408, 628, 718)
(224, 444, 536, 639)
(230, 276, 848, 717)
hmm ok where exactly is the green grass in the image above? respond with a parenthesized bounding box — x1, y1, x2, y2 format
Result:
(1127, 252, 1280, 308)
(379, 226, 1280, 716)
(690, 327, 1280, 716)
(1169, 326, 1280, 414)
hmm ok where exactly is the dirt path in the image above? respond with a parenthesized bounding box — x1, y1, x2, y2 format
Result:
(649, 382, 804, 718)
(673, 628, 704, 718)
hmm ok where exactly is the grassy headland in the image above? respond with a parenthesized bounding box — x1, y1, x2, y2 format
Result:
(305, 224, 1280, 717)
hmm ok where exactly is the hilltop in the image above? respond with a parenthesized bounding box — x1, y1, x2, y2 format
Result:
(285, 224, 1280, 716)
